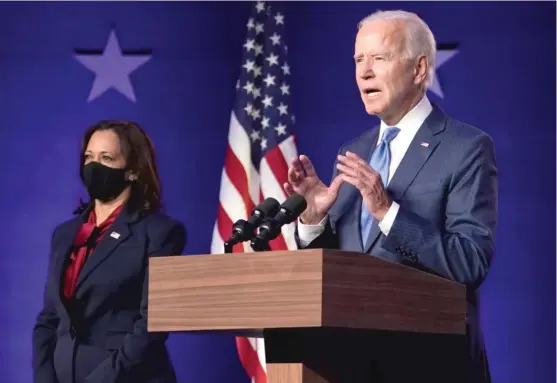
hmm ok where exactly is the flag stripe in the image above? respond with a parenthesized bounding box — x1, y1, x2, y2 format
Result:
(229, 111, 261, 205)
(248, 337, 267, 372)
(210, 222, 224, 254)
(236, 337, 267, 383)
(279, 135, 298, 168)
(263, 145, 290, 197)
(219, 168, 247, 224)
(260, 156, 287, 202)
(224, 145, 256, 217)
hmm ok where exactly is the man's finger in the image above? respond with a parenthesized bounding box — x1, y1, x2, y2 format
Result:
(340, 173, 360, 189)
(290, 156, 304, 172)
(337, 153, 369, 171)
(345, 151, 367, 166)
(338, 156, 375, 181)
(329, 174, 345, 195)
(287, 166, 298, 183)
(345, 152, 380, 177)
(299, 155, 317, 177)
(336, 163, 361, 179)
(283, 182, 294, 196)
(342, 173, 375, 194)
(337, 155, 360, 171)
(288, 164, 306, 184)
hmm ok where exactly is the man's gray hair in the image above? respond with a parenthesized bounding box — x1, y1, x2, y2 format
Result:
(358, 10, 436, 86)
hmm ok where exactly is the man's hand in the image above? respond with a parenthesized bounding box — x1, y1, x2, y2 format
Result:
(284, 155, 344, 225)
(336, 151, 392, 221)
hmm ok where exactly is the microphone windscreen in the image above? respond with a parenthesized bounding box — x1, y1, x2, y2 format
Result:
(254, 197, 280, 217)
(281, 193, 307, 218)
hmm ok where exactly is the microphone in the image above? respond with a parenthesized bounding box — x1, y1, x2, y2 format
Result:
(224, 197, 280, 253)
(250, 193, 307, 251)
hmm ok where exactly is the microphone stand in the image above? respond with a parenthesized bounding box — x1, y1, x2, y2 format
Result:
(224, 219, 255, 254)
(250, 218, 279, 252)
(224, 241, 234, 254)
(223, 197, 282, 254)
(250, 238, 271, 252)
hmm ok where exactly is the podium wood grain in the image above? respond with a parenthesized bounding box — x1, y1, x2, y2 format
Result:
(148, 249, 466, 334)
(267, 363, 328, 383)
(147, 249, 467, 382)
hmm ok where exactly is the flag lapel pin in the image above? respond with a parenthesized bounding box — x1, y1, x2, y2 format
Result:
(420, 142, 430, 148)
(110, 231, 120, 239)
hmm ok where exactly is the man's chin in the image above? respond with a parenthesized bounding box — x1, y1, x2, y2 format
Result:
(363, 103, 383, 116)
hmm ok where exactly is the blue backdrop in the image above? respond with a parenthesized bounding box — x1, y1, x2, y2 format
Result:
(0, 1, 554, 383)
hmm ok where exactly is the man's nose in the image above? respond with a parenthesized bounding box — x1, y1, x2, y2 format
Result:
(358, 59, 375, 79)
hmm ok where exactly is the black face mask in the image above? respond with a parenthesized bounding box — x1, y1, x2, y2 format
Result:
(81, 162, 130, 202)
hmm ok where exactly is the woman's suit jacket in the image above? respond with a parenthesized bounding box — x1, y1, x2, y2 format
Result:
(32, 203, 187, 383)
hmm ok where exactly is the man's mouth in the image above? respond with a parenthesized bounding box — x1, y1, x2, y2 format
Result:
(363, 87, 381, 98)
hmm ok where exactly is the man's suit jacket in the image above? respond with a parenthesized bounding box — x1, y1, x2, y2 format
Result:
(298, 104, 497, 383)
(32, 202, 187, 383)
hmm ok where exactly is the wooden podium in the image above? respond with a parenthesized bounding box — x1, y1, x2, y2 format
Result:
(147, 249, 468, 383)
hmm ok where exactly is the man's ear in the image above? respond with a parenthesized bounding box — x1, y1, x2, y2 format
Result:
(413, 55, 428, 85)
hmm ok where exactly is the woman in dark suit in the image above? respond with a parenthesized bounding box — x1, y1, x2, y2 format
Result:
(32, 121, 186, 383)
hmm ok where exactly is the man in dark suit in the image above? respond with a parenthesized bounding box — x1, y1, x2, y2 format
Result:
(284, 10, 497, 383)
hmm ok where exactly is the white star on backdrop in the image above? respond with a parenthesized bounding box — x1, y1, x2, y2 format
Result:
(428, 48, 459, 99)
(75, 30, 151, 102)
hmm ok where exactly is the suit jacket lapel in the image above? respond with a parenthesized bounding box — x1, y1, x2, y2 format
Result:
(364, 105, 447, 253)
(335, 127, 380, 251)
(74, 205, 136, 293)
(52, 221, 81, 295)
(387, 106, 446, 201)
(52, 210, 88, 318)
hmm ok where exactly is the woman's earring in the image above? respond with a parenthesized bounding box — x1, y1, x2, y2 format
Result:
(129, 174, 138, 182)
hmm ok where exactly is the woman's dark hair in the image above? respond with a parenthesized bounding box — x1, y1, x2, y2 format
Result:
(75, 120, 162, 215)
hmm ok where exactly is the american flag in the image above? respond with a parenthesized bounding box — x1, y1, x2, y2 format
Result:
(210, 1, 298, 382)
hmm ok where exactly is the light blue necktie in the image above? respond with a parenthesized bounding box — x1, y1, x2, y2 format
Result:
(360, 127, 400, 248)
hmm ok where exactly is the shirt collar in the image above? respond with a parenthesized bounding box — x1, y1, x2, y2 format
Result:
(379, 94, 433, 139)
